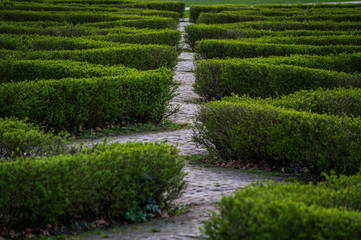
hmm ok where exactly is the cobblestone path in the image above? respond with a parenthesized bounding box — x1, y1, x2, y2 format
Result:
(80, 18, 283, 240)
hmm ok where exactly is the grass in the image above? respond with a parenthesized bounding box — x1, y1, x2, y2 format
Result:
(159, 0, 359, 7)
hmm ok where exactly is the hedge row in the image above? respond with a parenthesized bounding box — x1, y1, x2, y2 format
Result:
(193, 100, 361, 176)
(0, 59, 138, 83)
(225, 87, 361, 119)
(0, 20, 177, 37)
(244, 35, 361, 46)
(0, 118, 68, 159)
(0, 10, 178, 27)
(194, 58, 361, 99)
(204, 174, 361, 240)
(0, 141, 185, 232)
(1, 44, 178, 71)
(0, 30, 181, 50)
(245, 53, 361, 74)
(184, 23, 361, 49)
(0, 68, 176, 132)
(190, 3, 361, 22)
(197, 11, 361, 24)
(195, 40, 361, 60)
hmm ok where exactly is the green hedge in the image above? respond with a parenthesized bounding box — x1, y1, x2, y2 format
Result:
(190, 4, 249, 22)
(0, 141, 185, 232)
(0, 59, 138, 83)
(225, 87, 361, 118)
(0, 30, 181, 50)
(1, 44, 178, 71)
(185, 23, 361, 49)
(195, 40, 361, 60)
(194, 100, 361, 176)
(0, 118, 68, 159)
(194, 58, 361, 99)
(204, 174, 361, 240)
(244, 53, 361, 74)
(197, 11, 361, 24)
(0, 68, 176, 132)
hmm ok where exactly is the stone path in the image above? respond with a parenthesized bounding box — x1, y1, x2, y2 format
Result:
(79, 18, 283, 240)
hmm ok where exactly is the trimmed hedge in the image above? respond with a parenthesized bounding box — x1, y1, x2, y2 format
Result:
(0, 68, 177, 132)
(193, 100, 361, 176)
(0, 141, 186, 232)
(190, 4, 249, 22)
(204, 174, 361, 240)
(0, 118, 68, 159)
(194, 58, 361, 99)
(245, 35, 361, 46)
(0, 31, 181, 50)
(245, 53, 361, 74)
(225, 87, 361, 118)
(1, 44, 178, 71)
(185, 23, 361, 49)
(0, 59, 137, 83)
(195, 40, 361, 60)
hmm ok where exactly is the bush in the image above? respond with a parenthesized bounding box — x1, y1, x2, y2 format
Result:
(2, 44, 178, 71)
(244, 53, 361, 73)
(204, 174, 361, 240)
(185, 23, 361, 50)
(195, 39, 361, 60)
(226, 87, 361, 119)
(190, 4, 249, 22)
(0, 68, 177, 132)
(193, 100, 361, 176)
(0, 59, 137, 83)
(194, 58, 361, 99)
(0, 141, 186, 232)
(0, 118, 68, 159)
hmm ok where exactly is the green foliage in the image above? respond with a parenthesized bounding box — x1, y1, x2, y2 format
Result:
(195, 39, 361, 60)
(1, 44, 179, 71)
(0, 68, 177, 132)
(194, 58, 361, 99)
(204, 173, 361, 240)
(194, 100, 361, 176)
(184, 24, 361, 49)
(0, 141, 186, 232)
(0, 59, 137, 83)
(190, 4, 249, 22)
(0, 118, 68, 159)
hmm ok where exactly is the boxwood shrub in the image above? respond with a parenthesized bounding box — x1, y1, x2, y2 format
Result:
(0, 141, 186, 232)
(195, 40, 361, 60)
(194, 58, 361, 99)
(0, 118, 68, 159)
(190, 4, 249, 22)
(2, 44, 178, 71)
(0, 59, 138, 83)
(204, 174, 361, 240)
(0, 68, 177, 132)
(193, 100, 361, 176)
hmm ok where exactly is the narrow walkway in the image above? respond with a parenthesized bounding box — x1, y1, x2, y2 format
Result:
(81, 18, 283, 240)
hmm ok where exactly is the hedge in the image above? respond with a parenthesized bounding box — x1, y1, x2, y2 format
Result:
(0, 59, 138, 83)
(193, 100, 361, 176)
(0, 118, 68, 159)
(185, 23, 361, 49)
(245, 53, 361, 74)
(244, 35, 361, 46)
(0, 11, 177, 29)
(83, 17, 177, 29)
(204, 174, 361, 240)
(189, 4, 250, 22)
(1, 44, 178, 71)
(194, 58, 361, 99)
(195, 40, 361, 60)
(0, 2, 119, 12)
(225, 87, 361, 119)
(197, 11, 361, 24)
(0, 30, 181, 50)
(0, 141, 186, 233)
(0, 68, 177, 132)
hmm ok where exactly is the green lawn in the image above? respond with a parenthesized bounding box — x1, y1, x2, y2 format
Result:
(160, 0, 359, 7)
